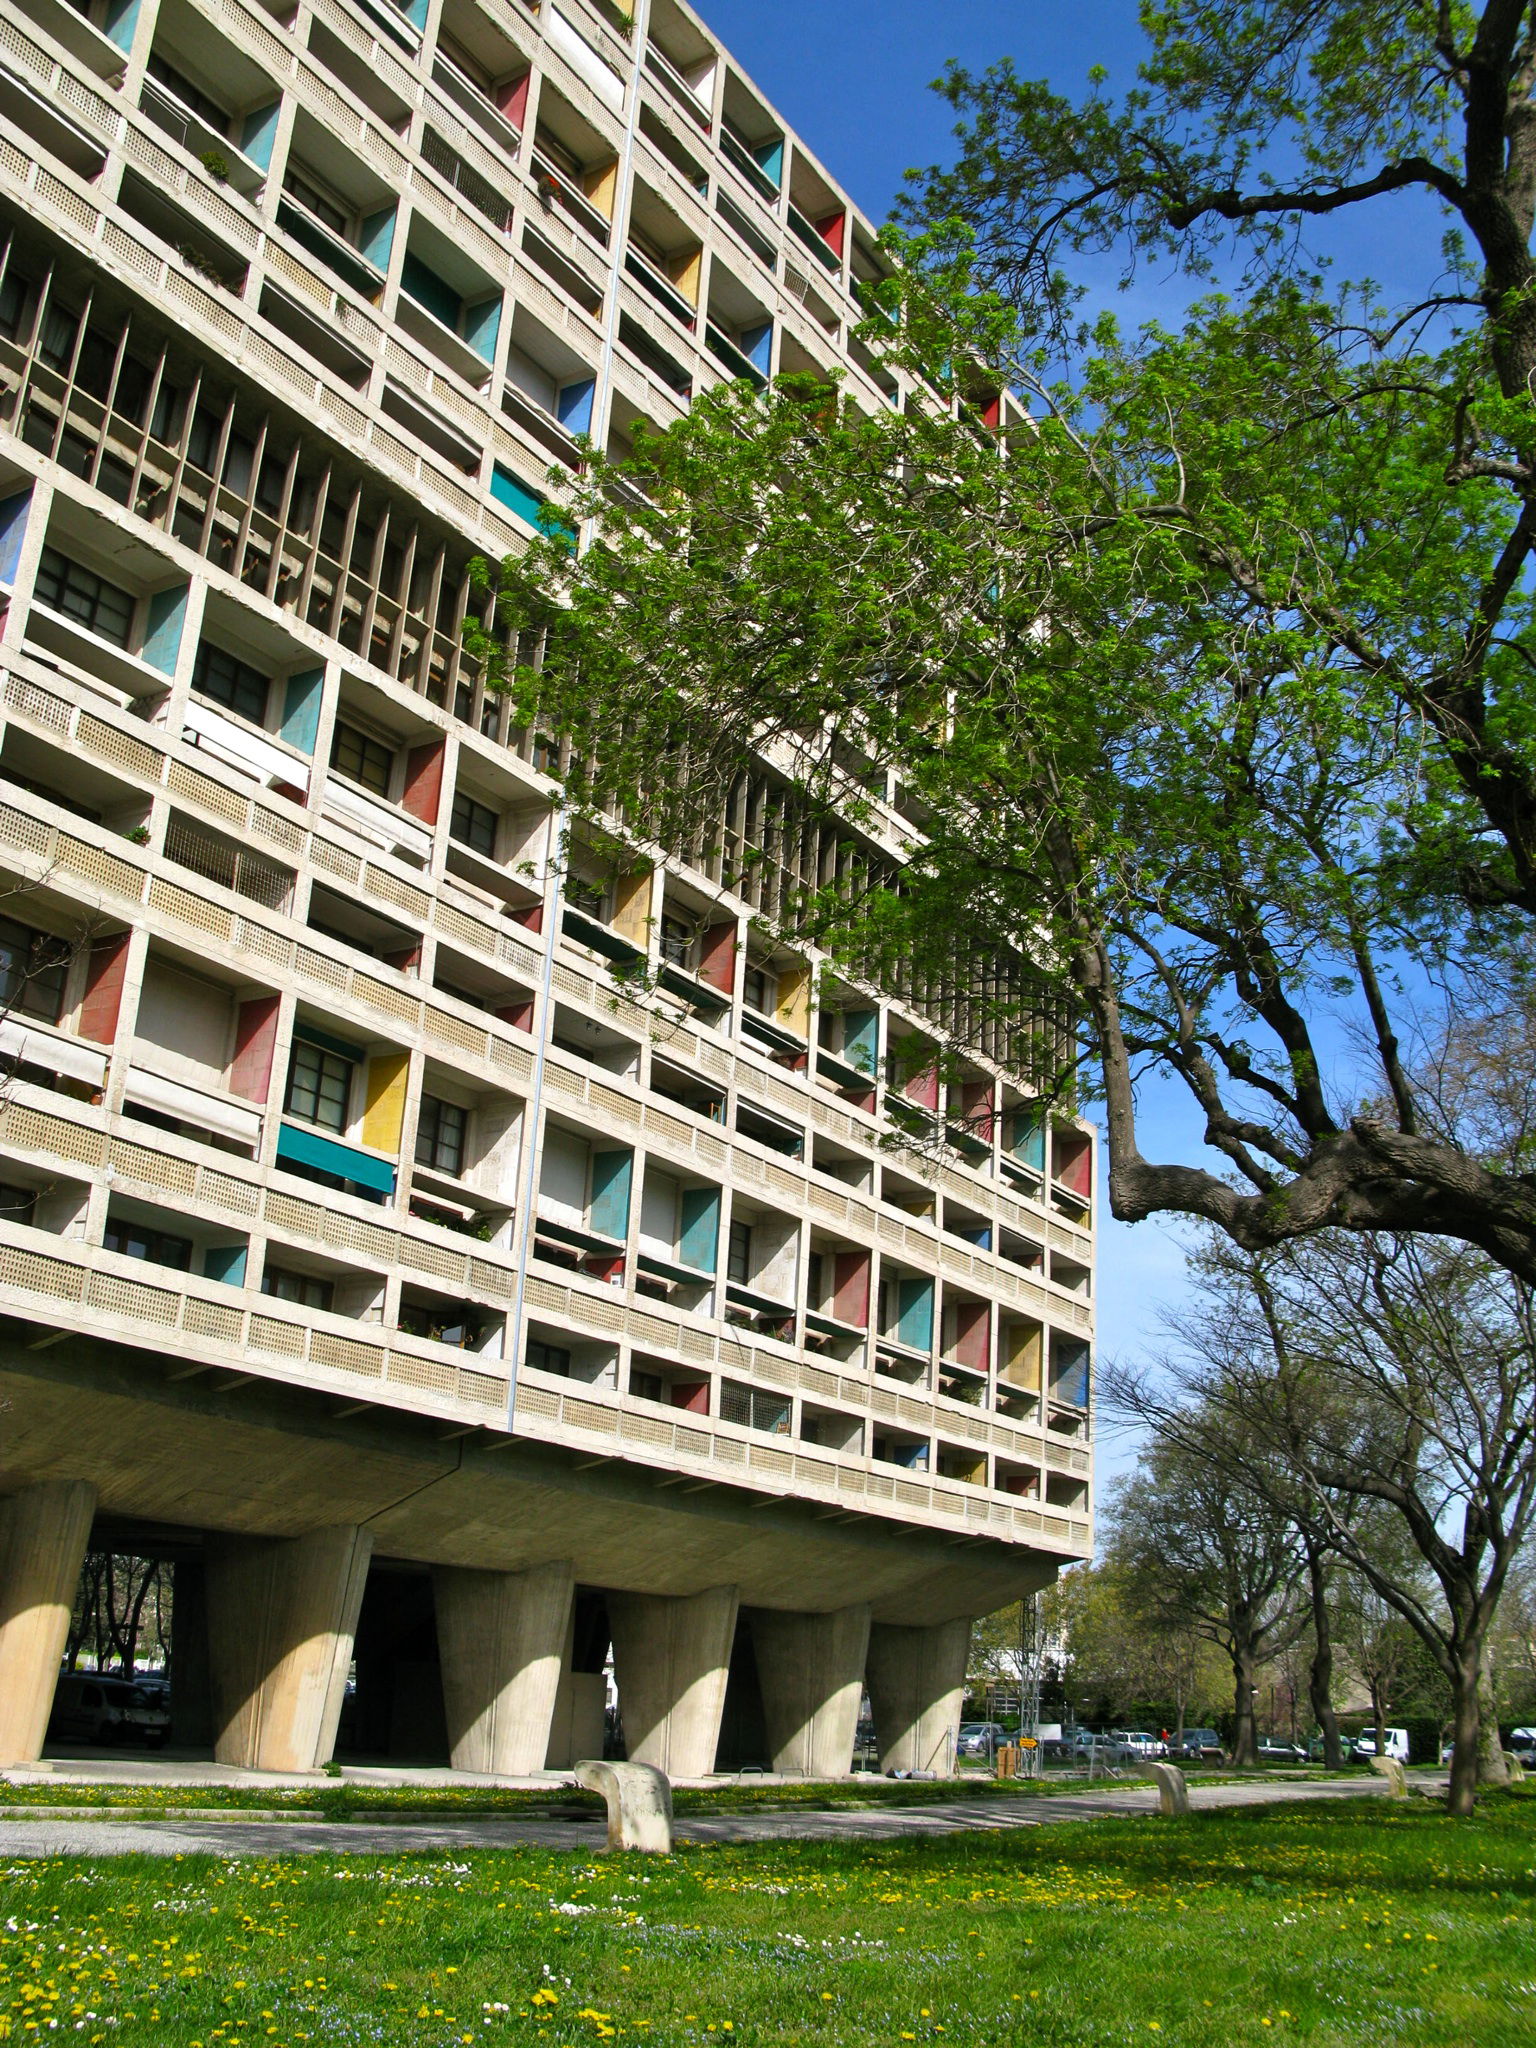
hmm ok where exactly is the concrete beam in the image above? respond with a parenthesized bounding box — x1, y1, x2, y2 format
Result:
(434, 1558, 574, 1775)
(0, 1479, 97, 1766)
(865, 1616, 971, 1775)
(609, 1584, 738, 1778)
(205, 1526, 372, 1772)
(749, 1603, 871, 1777)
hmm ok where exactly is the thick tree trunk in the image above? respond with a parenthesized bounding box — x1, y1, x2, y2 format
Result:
(1369, 1675, 1387, 1753)
(1305, 1548, 1344, 1768)
(1230, 1636, 1258, 1766)
(1448, 1645, 1482, 1818)
(1477, 1645, 1511, 1788)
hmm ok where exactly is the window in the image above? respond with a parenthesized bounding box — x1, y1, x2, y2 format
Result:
(262, 1264, 335, 1311)
(193, 641, 269, 725)
(659, 914, 693, 968)
(450, 790, 498, 858)
(0, 917, 69, 1024)
(526, 1336, 572, 1376)
(398, 1299, 484, 1347)
(330, 720, 393, 797)
(415, 1093, 467, 1176)
(33, 547, 136, 649)
(630, 1367, 663, 1402)
(103, 1216, 193, 1270)
(726, 1218, 753, 1286)
(284, 1038, 354, 1133)
(146, 52, 231, 133)
(566, 874, 607, 918)
(282, 165, 350, 238)
(742, 963, 775, 1013)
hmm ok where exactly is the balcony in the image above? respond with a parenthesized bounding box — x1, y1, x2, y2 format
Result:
(624, 247, 696, 329)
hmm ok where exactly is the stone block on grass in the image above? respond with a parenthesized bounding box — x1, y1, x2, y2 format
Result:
(574, 1759, 673, 1852)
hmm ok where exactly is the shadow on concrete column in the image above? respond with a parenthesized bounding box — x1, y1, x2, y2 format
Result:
(608, 1584, 738, 1778)
(434, 1558, 574, 1775)
(749, 1602, 871, 1777)
(170, 1557, 214, 1751)
(0, 1478, 97, 1766)
(865, 1616, 971, 1776)
(206, 1526, 372, 1772)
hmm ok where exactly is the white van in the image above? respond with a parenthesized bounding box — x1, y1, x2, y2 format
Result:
(1352, 1726, 1410, 1763)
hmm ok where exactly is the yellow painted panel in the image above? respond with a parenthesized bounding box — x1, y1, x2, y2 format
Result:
(671, 247, 702, 306)
(775, 962, 811, 1038)
(612, 865, 652, 945)
(362, 1051, 410, 1154)
(584, 158, 619, 219)
(1001, 1321, 1042, 1390)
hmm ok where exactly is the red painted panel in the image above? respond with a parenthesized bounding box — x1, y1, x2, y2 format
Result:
(698, 920, 736, 993)
(77, 933, 130, 1046)
(904, 1050, 940, 1111)
(952, 1299, 990, 1371)
(229, 994, 281, 1103)
(401, 738, 446, 824)
(1055, 1132, 1092, 1197)
(669, 1380, 709, 1413)
(833, 1248, 871, 1328)
(815, 210, 846, 258)
(960, 1078, 996, 1141)
(498, 71, 530, 130)
(497, 998, 535, 1033)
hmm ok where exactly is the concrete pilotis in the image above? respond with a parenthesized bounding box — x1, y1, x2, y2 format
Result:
(0, 1479, 97, 1766)
(865, 1616, 971, 1775)
(750, 1603, 871, 1776)
(205, 1526, 372, 1772)
(434, 1558, 574, 1774)
(608, 1584, 739, 1777)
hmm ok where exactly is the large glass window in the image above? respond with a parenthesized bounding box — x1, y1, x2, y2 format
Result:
(284, 1038, 354, 1133)
(33, 547, 136, 648)
(103, 1216, 193, 1270)
(262, 1263, 335, 1311)
(193, 641, 269, 724)
(450, 790, 498, 858)
(415, 1094, 467, 1176)
(330, 720, 393, 797)
(726, 1219, 752, 1286)
(0, 916, 69, 1023)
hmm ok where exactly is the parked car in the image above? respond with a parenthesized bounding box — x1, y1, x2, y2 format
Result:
(48, 1672, 170, 1748)
(1120, 1731, 1167, 1759)
(957, 1721, 1009, 1756)
(1255, 1740, 1307, 1764)
(1074, 1732, 1137, 1765)
(1351, 1726, 1410, 1763)
(1180, 1728, 1226, 1762)
(1508, 1727, 1536, 1767)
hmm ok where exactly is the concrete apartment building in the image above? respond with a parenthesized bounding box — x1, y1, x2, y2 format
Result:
(0, 0, 1094, 1780)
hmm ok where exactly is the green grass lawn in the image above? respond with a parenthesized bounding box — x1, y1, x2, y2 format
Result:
(3, 1791, 1530, 2046)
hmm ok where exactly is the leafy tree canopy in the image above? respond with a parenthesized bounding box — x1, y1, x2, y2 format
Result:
(472, 0, 1536, 1281)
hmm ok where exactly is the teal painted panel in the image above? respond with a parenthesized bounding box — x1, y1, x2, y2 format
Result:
(360, 204, 397, 271)
(141, 584, 187, 674)
(0, 487, 30, 588)
(203, 1243, 248, 1285)
(842, 1007, 878, 1076)
(277, 1120, 396, 1193)
(896, 1276, 933, 1351)
(104, 0, 139, 51)
(589, 1148, 632, 1239)
(753, 137, 783, 186)
(401, 0, 428, 25)
(1012, 1112, 1046, 1170)
(679, 1185, 719, 1273)
(401, 251, 461, 329)
(490, 463, 545, 528)
(463, 294, 501, 362)
(279, 668, 324, 755)
(240, 100, 280, 172)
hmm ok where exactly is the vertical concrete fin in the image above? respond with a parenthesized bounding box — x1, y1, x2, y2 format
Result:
(609, 1584, 739, 1779)
(865, 1616, 971, 1776)
(0, 1479, 97, 1767)
(750, 1603, 871, 1777)
(434, 1558, 575, 1776)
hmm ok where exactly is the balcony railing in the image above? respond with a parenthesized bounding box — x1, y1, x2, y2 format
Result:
(624, 246, 696, 329)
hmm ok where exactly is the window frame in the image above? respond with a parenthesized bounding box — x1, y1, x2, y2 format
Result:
(284, 1036, 356, 1134)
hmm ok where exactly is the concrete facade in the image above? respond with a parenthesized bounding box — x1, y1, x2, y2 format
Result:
(0, 0, 1094, 1777)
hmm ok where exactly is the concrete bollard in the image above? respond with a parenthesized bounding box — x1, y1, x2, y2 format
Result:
(1368, 1755, 1408, 1798)
(1140, 1761, 1189, 1815)
(573, 1759, 674, 1853)
(1504, 1751, 1526, 1783)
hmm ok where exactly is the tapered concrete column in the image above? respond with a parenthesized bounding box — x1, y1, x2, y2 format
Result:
(750, 1603, 871, 1777)
(608, 1584, 738, 1778)
(434, 1558, 574, 1775)
(865, 1617, 971, 1776)
(0, 1479, 97, 1766)
(205, 1526, 372, 1772)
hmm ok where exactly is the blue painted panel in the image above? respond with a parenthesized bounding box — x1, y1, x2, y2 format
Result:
(239, 100, 281, 172)
(556, 376, 596, 436)
(104, 0, 139, 51)
(753, 137, 783, 186)
(203, 1243, 248, 1285)
(1052, 1343, 1091, 1408)
(896, 1276, 934, 1351)
(360, 204, 397, 271)
(679, 1185, 719, 1273)
(0, 487, 31, 589)
(277, 1120, 396, 1193)
(278, 669, 324, 755)
(141, 584, 187, 674)
(842, 1007, 878, 1076)
(463, 293, 502, 363)
(1011, 1112, 1046, 1171)
(589, 1148, 632, 1239)
(742, 320, 772, 373)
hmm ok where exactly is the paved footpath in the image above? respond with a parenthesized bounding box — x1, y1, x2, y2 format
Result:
(0, 1775, 1412, 1860)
